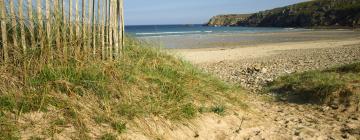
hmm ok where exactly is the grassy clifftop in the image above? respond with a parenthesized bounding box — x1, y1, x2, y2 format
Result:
(0, 39, 247, 139)
(207, 0, 360, 28)
(207, 14, 251, 26)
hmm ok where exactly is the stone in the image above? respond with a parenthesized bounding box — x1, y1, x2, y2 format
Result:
(261, 68, 268, 73)
(294, 130, 300, 136)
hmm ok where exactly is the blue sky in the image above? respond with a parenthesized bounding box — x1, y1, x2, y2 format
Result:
(124, 0, 307, 25)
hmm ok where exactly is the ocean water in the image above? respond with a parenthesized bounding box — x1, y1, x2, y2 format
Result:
(125, 24, 303, 37)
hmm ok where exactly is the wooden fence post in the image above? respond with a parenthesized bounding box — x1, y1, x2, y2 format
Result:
(101, 0, 106, 59)
(9, 0, 19, 49)
(69, 0, 73, 44)
(120, 0, 125, 50)
(27, 0, 35, 49)
(92, 0, 96, 56)
(75, 0, 81, 57)
(19, 0, 27, 53)
(36, 0, 43, 50)
(0, 0, 8, 62)
(108, 0, 113, 61)
(45, 0, 51, 60)
(54, 0, 61, 53)
(75, 0, 79, 38)
(62, 0, 68, 60)
(105, 0, 109, 60)
(0, 0, 125, 62)
(82, 0, 85, 52)
(113, 0, 119, 59)
(87, 0, 93, 54)
(117, 0, 124, 54)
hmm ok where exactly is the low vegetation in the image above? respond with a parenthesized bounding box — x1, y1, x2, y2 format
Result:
(0, 38, 247, 139)
(268, 62, 360, 108)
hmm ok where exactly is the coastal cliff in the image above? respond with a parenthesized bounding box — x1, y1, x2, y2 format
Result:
(207, 14, 250, 26)
(207, 0, 360, 28)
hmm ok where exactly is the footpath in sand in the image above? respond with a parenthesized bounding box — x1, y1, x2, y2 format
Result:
(161, 37, 360, 139)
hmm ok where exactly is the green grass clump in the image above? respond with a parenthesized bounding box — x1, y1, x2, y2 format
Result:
(268, 62, 360, 106)
(0, 37, 247, 139)
(111, 121, 127, 134)
(211, 105, 226, 115)
(0, 114, 19, 140)
(99, 133, 117, 140)
(0, 9, 246, 137)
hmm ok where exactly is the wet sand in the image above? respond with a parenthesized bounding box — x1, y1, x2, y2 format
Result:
(142, 30, 360, 49)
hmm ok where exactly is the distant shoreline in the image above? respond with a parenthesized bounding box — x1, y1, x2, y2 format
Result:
(140, 29, 360, 49)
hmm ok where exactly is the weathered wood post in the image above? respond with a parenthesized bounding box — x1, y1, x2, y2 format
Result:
(19, 0, 27, 52)
(45, 0, 51, 57)
(27, 0, 36, 49)
(37, 0, 44, 50)
(0, 0, 8, 62)
(108, 0, 113, 61)
(101, 0, 106, 59)
(88, 0, 93, 55)
(82, 0, 85, 53)
(112, 0, 119, 59)
(54, 0, 61, 55)
(9, 0, 19, 49)
(119, 0, 125, 53)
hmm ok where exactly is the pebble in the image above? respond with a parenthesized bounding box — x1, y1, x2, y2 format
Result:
(200, 45, 360, 93)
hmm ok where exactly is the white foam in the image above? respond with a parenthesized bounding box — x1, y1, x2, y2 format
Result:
(136, 31, 202, 35)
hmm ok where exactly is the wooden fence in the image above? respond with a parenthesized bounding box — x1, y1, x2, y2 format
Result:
(0, 0, 125, 62)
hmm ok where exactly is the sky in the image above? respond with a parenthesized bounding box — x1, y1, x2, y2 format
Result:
(124, 0, 307, 25)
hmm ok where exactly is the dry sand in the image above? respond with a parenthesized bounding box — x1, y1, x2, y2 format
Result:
(123, 31, 360, 140)
(173, 37, 360, 64)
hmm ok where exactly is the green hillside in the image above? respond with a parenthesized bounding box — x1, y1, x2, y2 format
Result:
(207, 0, 360, 28)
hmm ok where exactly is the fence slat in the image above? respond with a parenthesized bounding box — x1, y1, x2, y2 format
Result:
(108, 0, 113, 61)
(91, 0, 96, 56)
(37, 0, 44, 50)
(87, 0, 93, 53)
(45, 0, 50, 42)
(0, 0, 125, 62)
(69, 0, 73, 44)
(54, 0, 61, 52)
(113, 0, 118, 59)
(9, 0, 19, 49)
(101, 0, 106, 59)
(97, 0, 101, 58)
(117, 0, 123, 55)
(62, 0, 68, 60)
(105, 0, 110, 58)
(19, 0, 27, 52)
(27, 0, 35, 49)
(120, 0, 125, 51)
(75, 0, 79, 38)
(0, 0, 8, 62)
(82, 0, 85, 50)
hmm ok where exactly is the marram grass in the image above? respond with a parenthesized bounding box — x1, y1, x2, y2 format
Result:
(0, 37, 247, 139)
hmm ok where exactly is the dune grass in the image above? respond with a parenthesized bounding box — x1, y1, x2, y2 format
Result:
(0, 9, 248, 138)
(0, 37, 247, 139)
(268, 62, 360, 106)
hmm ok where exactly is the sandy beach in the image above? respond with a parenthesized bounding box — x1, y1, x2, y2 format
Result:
(170, 30, 360, 91)
(174, 37, 360, 64)
(121, 31, 360, 139)
(151, 30, 360, 139)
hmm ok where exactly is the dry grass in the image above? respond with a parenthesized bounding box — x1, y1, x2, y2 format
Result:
(268, 62, 360, 108)
(0, 37, 247, 139)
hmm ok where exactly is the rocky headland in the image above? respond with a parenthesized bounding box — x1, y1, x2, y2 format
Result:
(207, 0, 360, 28)
(206, 14, 250, 26)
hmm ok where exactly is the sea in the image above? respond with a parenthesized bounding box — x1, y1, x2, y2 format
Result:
(125, 24, 304, 38)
